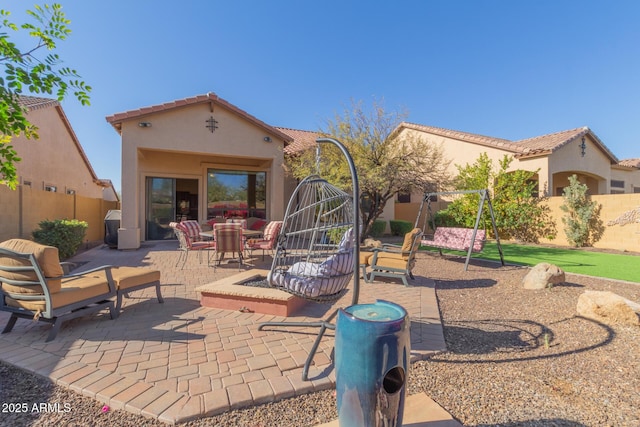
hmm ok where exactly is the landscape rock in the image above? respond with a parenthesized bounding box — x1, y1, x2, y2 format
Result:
(363, 238, 383, 249)
(522, 263, 565, 289)
(576, 290, 640, 326)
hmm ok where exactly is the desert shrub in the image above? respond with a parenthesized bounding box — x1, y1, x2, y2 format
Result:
(33, 219, 88, 259)
(438, 153, 557, 242)
(389, 220, 414, 236)
(369, 220, 387, 237)
(560, 174, 604, 247)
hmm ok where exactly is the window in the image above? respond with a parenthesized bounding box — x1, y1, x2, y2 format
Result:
(397, 191, 411, 203)
(634, 186, 640, 194)
(424, 182, 438, 202)
(611, 180, 625, 188)
(22, 180, 31, 187)
(44, 184, 57, 192)
(207, 170, 266, 219)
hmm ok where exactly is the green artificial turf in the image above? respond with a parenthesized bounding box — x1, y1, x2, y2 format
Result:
(422, 242, 640, 283)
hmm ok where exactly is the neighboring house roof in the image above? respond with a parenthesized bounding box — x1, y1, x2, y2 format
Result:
(619, 158, 640, 168)
(398, 122, 518, 152)
(17, 95, 116, 196)
(17, 95, 60, 111)
(398, 122, 620, 164)
(106, 92, 293, 144)
(276, 127, 320, 154)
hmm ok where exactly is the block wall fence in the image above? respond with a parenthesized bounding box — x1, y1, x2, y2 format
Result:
(395, 193, 640, 253)
(0, 185, 120, 244)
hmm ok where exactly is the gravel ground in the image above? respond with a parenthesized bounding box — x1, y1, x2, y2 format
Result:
(1, 253, 639, 427)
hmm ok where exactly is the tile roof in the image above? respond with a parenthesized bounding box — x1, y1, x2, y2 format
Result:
(618, 158, 640, 168)
(511, 126, 589, 155)
(16, 95, 60, 111)
(106, 92, 293, 143)
(399, 122, 620, 164)
(276, 127, 320, 154)
(399, 122, 519, 152)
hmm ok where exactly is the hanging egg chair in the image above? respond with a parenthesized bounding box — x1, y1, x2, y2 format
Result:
(267, 175, 356, 302)
(259, 137, 360, 381)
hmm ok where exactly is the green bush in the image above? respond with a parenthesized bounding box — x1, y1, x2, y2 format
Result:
(369, 220, 387, 237)
(32, 219, 88, 260)
(326, 226, 349, 245)
(389, 220, 414, 236)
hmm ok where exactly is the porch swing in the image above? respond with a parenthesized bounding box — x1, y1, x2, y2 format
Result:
(415, 189, 505, 270)
(258, 137, 360, 381)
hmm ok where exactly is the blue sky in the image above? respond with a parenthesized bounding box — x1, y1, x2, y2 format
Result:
(5, 1, 640, 192)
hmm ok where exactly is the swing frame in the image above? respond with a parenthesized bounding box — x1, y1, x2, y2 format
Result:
(415, 189, 505, 270)
(258, 137, 360, 381)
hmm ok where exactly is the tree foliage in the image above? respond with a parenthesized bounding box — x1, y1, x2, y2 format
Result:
(438, 153, 557, 243)
(285, 98, 452, 241)
(560, 174, 604, 247)
(0, 4, 91, 189)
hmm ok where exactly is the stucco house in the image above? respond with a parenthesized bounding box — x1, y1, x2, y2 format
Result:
(280, 122, 640, 230)
(106, 93, 293, 250)
(0, 96, 118, 242)
(11, 96, 118, 200)
(396, 123, 640, 198)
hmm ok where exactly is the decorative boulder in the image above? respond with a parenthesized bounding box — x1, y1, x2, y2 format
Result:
(523, 263, 565, 289)
(576, 291, 640, 326)
(363, 238, 383, 249)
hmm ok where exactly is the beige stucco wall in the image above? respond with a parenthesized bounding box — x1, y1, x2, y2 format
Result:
(394, 193, 640, 253)
(12, 106, 105, 199)
(0, 184, 118, 243)
(398, 127, 640, 198)
(541, 194, 640, 252)
(117, 101, 286, 249)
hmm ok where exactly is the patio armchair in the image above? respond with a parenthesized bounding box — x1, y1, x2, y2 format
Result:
(170, 222, 216, 269)
(364, 228, 423, 287)
(245, 220, 282, 260)
(210, 223, 244, 270)
(180, 220, 205, 242)
(0, 239, 117, 342)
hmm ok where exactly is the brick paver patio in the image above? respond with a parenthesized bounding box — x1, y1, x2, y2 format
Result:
(0, 241, 449, 424)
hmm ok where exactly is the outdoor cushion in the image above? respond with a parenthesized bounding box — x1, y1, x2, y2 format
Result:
(359, 251, 374, 265)
(91, 266, 160, 291)
(5, 275, 111, 311)
(400, 228, 422, 258)
(269, 228, 354, 298)
(372, 256, 413, 271)
(0, 239, 63, 293)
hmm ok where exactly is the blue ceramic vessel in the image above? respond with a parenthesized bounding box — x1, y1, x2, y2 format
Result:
(335, 299, 410, 426)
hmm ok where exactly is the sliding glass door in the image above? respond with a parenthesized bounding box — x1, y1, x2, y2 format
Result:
(146, 177, 175, 240)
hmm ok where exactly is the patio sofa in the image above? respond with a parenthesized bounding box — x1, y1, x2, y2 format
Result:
(0, 239, 163, 341)
(0, 239, 117, 341)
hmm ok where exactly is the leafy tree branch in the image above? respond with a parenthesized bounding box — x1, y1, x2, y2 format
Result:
(0, 3, 91, 189)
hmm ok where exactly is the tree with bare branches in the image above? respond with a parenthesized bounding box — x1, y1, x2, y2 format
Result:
(286, 98, 452, 241)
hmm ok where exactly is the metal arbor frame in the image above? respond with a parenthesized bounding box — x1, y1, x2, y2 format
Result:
(415, 189, 505, 270)
(258, 137, 360, 381)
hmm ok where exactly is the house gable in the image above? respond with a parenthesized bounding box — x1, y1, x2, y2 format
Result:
(13, 96, 115, 199)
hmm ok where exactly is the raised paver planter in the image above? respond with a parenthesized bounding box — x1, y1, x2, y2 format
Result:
(195, 269, 308, 316)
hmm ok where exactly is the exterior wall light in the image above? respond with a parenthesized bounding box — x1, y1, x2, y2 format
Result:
(138, 122, 152, 128)
(263, 136, 272, 143)
(580, 137, 586, 157)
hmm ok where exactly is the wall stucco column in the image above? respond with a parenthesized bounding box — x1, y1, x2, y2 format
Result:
(270, 156, 285, 220)
(118, 137, 140, 249)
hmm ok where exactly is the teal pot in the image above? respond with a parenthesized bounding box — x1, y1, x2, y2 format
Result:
(335, 299, 410, 427)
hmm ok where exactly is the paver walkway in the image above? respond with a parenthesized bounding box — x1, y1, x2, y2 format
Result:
(0, 241, 454, 425)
